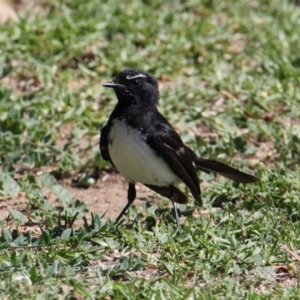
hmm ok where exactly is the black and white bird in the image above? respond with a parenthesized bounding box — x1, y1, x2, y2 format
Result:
(100, 69, 258, 226)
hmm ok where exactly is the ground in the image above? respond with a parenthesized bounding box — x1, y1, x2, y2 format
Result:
(1, 0, 300, 298)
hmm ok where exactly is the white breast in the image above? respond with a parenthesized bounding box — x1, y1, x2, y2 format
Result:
(108, 119, 179, 186)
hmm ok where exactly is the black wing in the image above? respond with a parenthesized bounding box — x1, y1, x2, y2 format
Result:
(147, 122, 202, 206)
(100, 124, 114, 165)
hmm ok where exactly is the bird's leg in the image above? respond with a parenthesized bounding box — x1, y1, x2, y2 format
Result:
(115, 183, 136, 223)
(170, 185, 181, 231)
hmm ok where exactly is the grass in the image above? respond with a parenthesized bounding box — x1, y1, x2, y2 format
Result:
(1, 0, 300, 298)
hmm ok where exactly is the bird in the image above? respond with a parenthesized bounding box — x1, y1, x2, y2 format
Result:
(100, 69, 258, 227)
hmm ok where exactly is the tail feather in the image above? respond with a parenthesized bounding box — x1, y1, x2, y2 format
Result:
(194, 158, 258, 184)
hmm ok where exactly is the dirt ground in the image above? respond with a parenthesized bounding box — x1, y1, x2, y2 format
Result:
(65, 172, 155, 221)
(0, 171, 159, 223)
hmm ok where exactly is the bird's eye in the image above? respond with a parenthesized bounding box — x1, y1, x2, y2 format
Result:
(131, 79, 140, 87)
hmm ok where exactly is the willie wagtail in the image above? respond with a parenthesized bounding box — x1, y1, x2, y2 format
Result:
(100, 69, 258, 226)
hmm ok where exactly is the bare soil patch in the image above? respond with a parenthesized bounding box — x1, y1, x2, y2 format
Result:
(0, 172, 154, 224)
(65, 172, 154, 221)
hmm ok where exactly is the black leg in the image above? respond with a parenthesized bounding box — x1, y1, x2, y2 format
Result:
(170, 185, 181, 230)
(115, 183, 136, 223)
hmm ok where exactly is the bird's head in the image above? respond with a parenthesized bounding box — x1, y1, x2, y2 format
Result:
(103, 69, 159, 106)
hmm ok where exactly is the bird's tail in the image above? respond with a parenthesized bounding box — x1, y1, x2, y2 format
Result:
(194, 157, 258, 183)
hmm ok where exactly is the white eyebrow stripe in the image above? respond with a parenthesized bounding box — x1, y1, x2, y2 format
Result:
(126, 74, 146, 80)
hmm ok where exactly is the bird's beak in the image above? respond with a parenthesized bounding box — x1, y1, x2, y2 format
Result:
(103, 81, 125, 88)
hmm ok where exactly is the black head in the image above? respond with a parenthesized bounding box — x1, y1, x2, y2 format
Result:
(103, 69, 159, 106)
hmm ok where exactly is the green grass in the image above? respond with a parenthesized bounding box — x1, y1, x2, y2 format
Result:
(1, 0, 300, 298)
